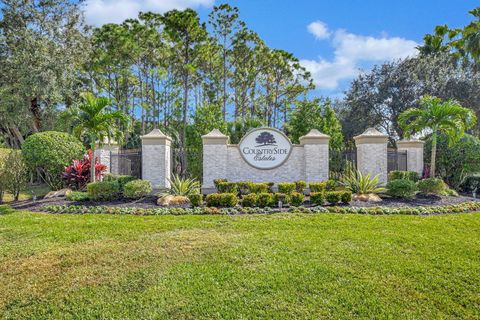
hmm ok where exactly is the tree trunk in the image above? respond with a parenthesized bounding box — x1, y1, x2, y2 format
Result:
(91, 144, 96, 183)
(430, 132, 437, 178)
(30, 97, 41, 132)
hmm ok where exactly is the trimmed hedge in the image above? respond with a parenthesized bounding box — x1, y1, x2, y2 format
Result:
(278, 182, 296, 195)
(242, 193, 258, 207)
(206, 193, 238, 207)
(309, 180, 335, 193)
(310, 192, 325, 206)
(325, 191, 342, 205)
(87, 181, 120, 201)
(103, 174, 136, 191)
(123, 180, 152, 199)
(290, 192, 305, 206)
(295, 180, 307, 193)
(417, 178, 445, 195)
(188, 194, 203, 207)
(217, 182, 238, 194)
(386, 179, 417, 199)
(340, 191, 352, 204)
(388, 170, 420, 182)
(257, 193, 274, 208)
(43, 201, 480, 216)
(66, 191, 90, 202)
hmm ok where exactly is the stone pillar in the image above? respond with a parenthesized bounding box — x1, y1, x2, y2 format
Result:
(141, 129, 172, 188)
(94, 139, 120, 174)
(397, 139, 424, 176)
(299, 129, 330, 182)
(354, 128, 389, 184)
(202, 129, 228, 191)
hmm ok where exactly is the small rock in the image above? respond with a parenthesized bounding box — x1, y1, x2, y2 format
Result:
(353, 193, 382, 202)
(44, 188, 72, 199)
(157, 195, 190, 206)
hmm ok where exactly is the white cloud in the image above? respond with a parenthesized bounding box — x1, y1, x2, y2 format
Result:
(301, 23, 418, 90)
(83, 0, 214, 26)
(307, 21, 330, 40)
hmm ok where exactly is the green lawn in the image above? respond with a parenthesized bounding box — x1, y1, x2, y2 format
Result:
(1, 212, 479, 319)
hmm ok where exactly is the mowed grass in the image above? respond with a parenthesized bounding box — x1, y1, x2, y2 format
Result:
(1, 212, 479, 319)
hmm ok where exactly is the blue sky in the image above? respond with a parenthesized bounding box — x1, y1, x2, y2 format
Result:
(84, 0, 479, 97)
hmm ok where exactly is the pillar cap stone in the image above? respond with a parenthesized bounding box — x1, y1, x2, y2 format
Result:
(397, 139, 425, 148)
(299, 129, 330, 145)
(141, 129, 172, 145)
(354, 128, 389, 144)
(202, 129, 229, 145)
(96, 136, 120, 147)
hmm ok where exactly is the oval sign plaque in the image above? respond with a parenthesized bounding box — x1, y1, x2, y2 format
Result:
(238, 128, 292, 170)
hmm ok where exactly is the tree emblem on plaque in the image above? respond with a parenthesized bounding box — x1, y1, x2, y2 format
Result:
(255, 131, 277, 146)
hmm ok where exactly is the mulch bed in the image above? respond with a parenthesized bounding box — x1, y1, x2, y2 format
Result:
(9, 193, 480, 213)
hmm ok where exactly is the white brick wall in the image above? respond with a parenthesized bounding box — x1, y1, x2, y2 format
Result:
(142, 144, 170, 188)
(203, 144, 228, 188)
(304, 144, 329, 182)
(356, 143, 388, 184)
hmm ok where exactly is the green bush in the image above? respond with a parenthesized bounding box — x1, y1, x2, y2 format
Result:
(417, 178, 446, 195)
(213, 179, 227, 190)
(290, 192, 305, 206)
(123, 180, 152, 199)
(388, 170, 420, 182)
(256, 192, 274, 208)
(249, 183, 270, 194)
(325, 191, 342, 205)
(66, 191, 90, 201)
(340, 191, 352, 204)
(3, 150, 27, 202)
(386, 179, 417, 199)
(309, 180, 335, 193)
(87, 181, 120, 201)
(103, 174, 136, 191)
(273, 193, 289, 206)
(205, 193, 238, 207)
(188, 194, 203, 207)
(241, 193, 257, 207)
(460, 174, 480, 193)
(237, 182, 253, 195)
(310, 192, 325, 206)
(22, 131, 85, 189)
(217, 182, 238, 194)
(294, 180, 307, 193)
(277, 182, 296, 195)
(0, 204, 14, 214)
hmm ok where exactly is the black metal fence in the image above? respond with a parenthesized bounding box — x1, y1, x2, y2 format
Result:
(387, 149, 408, 172)
(110, 149, 142, 179)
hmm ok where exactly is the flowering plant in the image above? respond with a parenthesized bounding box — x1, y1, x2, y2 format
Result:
(63, 150, 107, 190)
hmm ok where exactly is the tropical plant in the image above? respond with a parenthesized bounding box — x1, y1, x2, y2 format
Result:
(399, 95, 476, 177)
(68, 92, 129, 182)
(63, 151, 107, 190)
(161, 175, 201, 196)
(341, 169, 386, 195)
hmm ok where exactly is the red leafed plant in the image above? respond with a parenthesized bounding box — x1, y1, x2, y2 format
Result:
(63, 150, 107, 190)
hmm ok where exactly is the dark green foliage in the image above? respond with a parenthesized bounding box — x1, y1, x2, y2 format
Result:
(217, 182, 238, 194)
(387, 179, 417, 199)
(103, 174, 136, 191)
(325, 191, 342, 205)
(213, 179, 228, 190)
(205, 193, 238, 207)
(66, 191, 90, 202)
(388, 171, 419, 182)
(290, 192, 304, 207)
(241, 193, 257, 207)
(310, 192, 325, 206)
(123, 180, 153, 199)
(460, 174, 480, 192)
(340, 191, 352, 204)
(277, 182, 296, 195)
(87, 181, 120, 201)
(188, 194, 203, 207)
(256, 193, 274, 208)
(417, 178, 446, 195)
(22, 131, 85, 189)
(309, 180, 335, 193)
(294, 180, 307, 193)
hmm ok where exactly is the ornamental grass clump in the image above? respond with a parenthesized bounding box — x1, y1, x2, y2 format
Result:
(162, 175, 201, 196)
(341, 169, 385, 195)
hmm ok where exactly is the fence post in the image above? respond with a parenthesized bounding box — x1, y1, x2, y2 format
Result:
(354, 128, 389, 184)
(397, 139, 425, 177)
(202, 129, 228, 192)
(299, 129, 330, 182)
(94, 138, 120, 175)
(141, 129, 172, 188)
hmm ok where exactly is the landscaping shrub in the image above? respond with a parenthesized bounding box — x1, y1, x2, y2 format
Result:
(63, 151, 107, 190)
(66, 191, 90, 201)
(188, 194, 203, 207)
(341, 170, 385, 194)
(388, 170, 419, 182)
(87, 181, 120, 201)
(325, 191, 342, 205)
(256, 192, 274, 208)
(241, 193, 257, 207)
(213, 179, 227, 190)
(273, 193, 289, 206)
(309, 180, 335, 193)
(290, 192, 304, 206)
(294, 180, 307, 193)
(237, 182, 253, 195)
(277, 182, 296, 195)
(103, 174, 136, 191)
(340, 191, 352, 204)
(123, 180, 153, 199)
(310, 192, 325, 206)
(165, 175, 201, 196)
(4, 150, 27, 201)
(217, 182, 238, 194)
(417, 178, 446, 195)
(386, 179, 417, 199)
(205, 193, 238, 207)
(249, 183, 270, 194)
(22, 131, 85, 189)
(460, 174, 480, 193)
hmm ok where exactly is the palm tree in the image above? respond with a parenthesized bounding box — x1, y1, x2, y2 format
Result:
(399, 95, 476, 178)
(71, 92, 129, 182)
